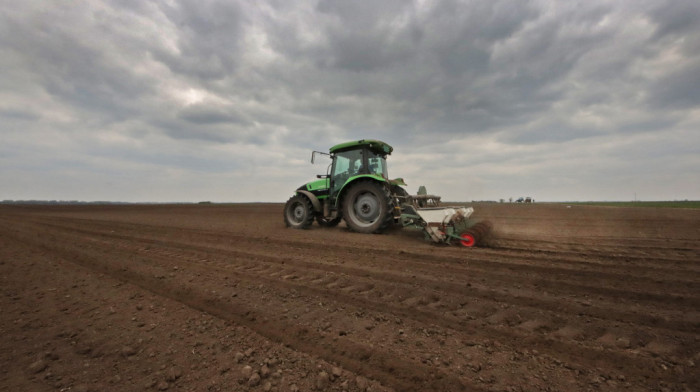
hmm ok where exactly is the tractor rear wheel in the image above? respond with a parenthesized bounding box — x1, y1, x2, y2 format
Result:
(342, 181, 393, 234)
(284, 195, 314, 229)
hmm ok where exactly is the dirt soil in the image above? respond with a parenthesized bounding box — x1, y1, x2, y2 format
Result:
(1, 203, 698, 392)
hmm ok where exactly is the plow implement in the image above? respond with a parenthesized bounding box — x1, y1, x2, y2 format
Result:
(399, 194, 492, 247)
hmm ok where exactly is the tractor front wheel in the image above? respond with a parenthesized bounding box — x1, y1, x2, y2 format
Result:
(284, 195, 314, 229)
(342, 181, 393, 234)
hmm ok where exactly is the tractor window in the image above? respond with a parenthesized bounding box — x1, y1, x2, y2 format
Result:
(331, 149, 363, 195)
(333, 155, 350, 175)
(367, 151, 388, 178)
(332, 150, 363, 176)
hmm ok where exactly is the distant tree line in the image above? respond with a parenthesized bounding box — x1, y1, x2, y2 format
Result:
(1, 200, 132, 205)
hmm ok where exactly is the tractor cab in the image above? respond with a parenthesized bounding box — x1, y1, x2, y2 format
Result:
(327, 140, 391, 203)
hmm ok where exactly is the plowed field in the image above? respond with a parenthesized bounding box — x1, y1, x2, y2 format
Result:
(1, 203, 698, 392)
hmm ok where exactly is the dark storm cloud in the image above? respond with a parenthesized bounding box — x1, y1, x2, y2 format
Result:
(153, 0, 246, 81)
(312, 0, 419, 72)
(1, 0, 698, 202)
(649, 1, 700, 39)
(0, 7, 150, 122)
(178, 104, 251, 125)
(0, 107, 40, 121)
(650, 60, 700, 109)
(256, 0, 631, 143)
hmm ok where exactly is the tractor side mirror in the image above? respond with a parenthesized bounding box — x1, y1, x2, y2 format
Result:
(311, 150, 330, 164)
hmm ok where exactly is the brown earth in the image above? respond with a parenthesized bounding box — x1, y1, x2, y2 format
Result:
(0, 202, 698, 392)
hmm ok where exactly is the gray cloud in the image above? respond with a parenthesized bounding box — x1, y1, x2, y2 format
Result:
(1, 0, 698, 202)
(650, 59, 700, 109)
(178, 104, 251, 125)
(649, 1, 700, 39)
(153, 0, 246, 80)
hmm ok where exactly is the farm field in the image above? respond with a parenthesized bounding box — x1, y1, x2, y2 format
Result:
(565, 201, 700, 209)
(1, 203, 698, 392)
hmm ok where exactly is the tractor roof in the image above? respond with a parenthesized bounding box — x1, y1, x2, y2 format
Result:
(329, 139, 393, 155)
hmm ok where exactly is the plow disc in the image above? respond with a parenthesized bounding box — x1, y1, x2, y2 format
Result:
(400, 204, 492, 248)
(458, 221, 493, 247)
(459, 232, 476, 247)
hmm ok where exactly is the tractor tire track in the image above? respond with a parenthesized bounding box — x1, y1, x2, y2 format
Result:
(3, 203, 698, 392)
(1, 223, 476, 392)
(33, 218, 700, 318)
(5, 217, 697, 388)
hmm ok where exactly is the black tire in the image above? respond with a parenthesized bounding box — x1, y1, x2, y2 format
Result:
(342, 181, 394, 234)
(316, 216, 342, 227)
(284, 195, 314, 229)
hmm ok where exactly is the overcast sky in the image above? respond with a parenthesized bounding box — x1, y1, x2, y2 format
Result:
(1, 0, 699, 202)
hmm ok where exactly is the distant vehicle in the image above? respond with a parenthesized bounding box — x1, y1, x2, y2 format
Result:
(515, 197, 524, 203)
(525, 197, 533, 203)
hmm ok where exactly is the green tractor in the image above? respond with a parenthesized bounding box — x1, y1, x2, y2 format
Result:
(283, 139, 407, 233)
(284, 139, 492, 246)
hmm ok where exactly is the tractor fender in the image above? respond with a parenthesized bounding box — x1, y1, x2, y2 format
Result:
(295, 190, 322, 212)
(334, 174, 388, 208)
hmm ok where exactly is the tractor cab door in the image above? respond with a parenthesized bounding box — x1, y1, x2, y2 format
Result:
(329, 149, 363, 201)
(366, 150, 388, 178)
